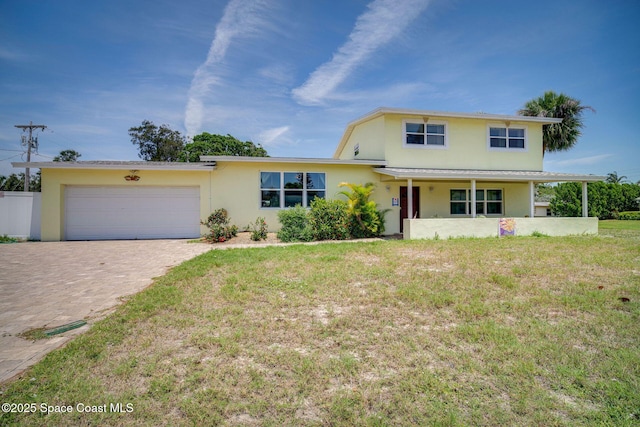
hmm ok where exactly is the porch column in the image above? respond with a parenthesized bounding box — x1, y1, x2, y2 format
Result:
(470, 179, 476, 218)
(582, 181, 588, 217)
(529, 181, 535, 218)
(407, 178, 413, 220)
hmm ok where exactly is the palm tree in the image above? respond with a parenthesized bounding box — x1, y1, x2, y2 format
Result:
(606, 171, 627, 184)
(518, 91, 594, 154)
(338, 182, 385, 237)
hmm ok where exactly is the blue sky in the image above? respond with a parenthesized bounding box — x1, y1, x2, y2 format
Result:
(1, 0, 639, 182)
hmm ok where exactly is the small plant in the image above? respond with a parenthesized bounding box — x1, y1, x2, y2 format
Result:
(0, 234, 19, 243)
(201, 208, 238, 243)
(249, 217, 268, 241)
(531, 230, 549, 237)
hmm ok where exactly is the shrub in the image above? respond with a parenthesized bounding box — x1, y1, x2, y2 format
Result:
(338, 182, 388, 238)
(551, 182, 640, 219)
(277, 205, 313, 242)
(619, 211, 640, 220)
(201, 208, 238, 243)
(308, 198, 350, 241)
(249, 217, 268, 241)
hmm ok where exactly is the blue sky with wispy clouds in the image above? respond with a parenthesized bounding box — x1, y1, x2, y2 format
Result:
(1, 0, 639, 182)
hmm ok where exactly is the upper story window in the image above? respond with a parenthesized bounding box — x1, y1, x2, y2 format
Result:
(261, 172, 326, 208)
(403, 120, 448, 149)
(488, 125, 527, 150)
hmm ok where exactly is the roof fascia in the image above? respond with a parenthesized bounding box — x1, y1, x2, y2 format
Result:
(11, 162, 216, 171)
(200, 156, 387, 166)
(373, 168, 605, 183)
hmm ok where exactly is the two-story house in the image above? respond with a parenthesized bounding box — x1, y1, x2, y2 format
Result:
(14, 107, 603, 241)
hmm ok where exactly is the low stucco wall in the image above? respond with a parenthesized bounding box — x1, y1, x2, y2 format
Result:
(0, 191, 41, 240)
(403, 217, 598, 239)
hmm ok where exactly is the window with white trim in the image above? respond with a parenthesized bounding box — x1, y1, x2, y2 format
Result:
(404, 120, 447, 148)
(488, 125, 526, 150)
(260, 172, 326, 208)
(450, 189, 503, 215)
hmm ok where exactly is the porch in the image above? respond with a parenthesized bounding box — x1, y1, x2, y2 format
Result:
(372, 167, 605, 238)
(403, 217, 599, 239)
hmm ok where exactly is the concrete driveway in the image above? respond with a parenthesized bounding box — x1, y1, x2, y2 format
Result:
(0, 240, 212, 384)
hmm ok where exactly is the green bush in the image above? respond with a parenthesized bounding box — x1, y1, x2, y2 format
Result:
(201, 208, 238, 243)
(308, 198, 350, 241)
(277, 205, 313, 242)
(249, 217, 268, 241)
(339, 182, 387, 238)
(551, 182, 640, 219)
(619, 211, 640, 220)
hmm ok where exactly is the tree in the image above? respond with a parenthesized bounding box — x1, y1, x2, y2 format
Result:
(551, 181, 640, 219)
(129, 120, 186, 161)
(178, 133, 268, 162)
(518, 91, 594, 154)
(0, 172, 40, 191)
(606, 171, 628, 184)
(53, 149, 81, 162)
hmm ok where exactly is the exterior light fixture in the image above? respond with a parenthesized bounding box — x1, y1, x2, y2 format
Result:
(124, 170, 140, 181)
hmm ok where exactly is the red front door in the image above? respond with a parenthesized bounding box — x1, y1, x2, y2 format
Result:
(400, 186, 420, 233)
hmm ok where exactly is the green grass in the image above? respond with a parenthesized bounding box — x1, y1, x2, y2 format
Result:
(0, 234, 19, 243)
(2, 228, 640, 426)
(600, 219, 640, 231)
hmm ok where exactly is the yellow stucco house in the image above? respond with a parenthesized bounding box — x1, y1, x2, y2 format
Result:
(14, 107, 604, 241)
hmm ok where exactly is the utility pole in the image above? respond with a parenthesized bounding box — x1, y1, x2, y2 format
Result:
(15, 121, 47, 191)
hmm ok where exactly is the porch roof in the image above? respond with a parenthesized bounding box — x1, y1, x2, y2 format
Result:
(373, 167, 605, 183)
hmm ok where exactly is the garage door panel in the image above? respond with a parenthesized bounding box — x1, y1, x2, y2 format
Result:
(65, 186, 200, 240)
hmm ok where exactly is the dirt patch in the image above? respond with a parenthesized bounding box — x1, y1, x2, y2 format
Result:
(200, 232, 282, 247)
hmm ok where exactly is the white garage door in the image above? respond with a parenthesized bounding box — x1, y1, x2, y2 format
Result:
(65, 186, 201, 240)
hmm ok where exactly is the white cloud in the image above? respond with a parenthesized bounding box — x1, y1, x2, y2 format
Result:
(320, 82, 432, 106)
(291, 0, 432, 106)
(546, 153, 614, 167)
(0, 45, 30, 62)
(257, 125, 290, 148)
(184, 0, 275, 136)
(258, 63, 295, 86)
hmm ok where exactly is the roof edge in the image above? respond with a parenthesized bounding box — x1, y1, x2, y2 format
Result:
(373, 167, 606, 183)
(201, 156, 387, 166)
(11, 161, 216, 171)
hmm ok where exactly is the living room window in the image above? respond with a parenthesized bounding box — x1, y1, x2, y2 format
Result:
(450, 189, 503, 215)
(261, 172, 326, 208)
(404, 120, 447, 148)
(488, 125, 527, 150)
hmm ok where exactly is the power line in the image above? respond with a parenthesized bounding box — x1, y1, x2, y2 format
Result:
(0, 153, 22, 162)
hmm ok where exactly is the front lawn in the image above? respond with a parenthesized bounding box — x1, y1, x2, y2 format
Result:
(2, 231, 639, 426)
(600, 219, 640, 231)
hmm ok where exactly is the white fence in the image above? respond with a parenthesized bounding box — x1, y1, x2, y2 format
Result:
(0, 192, 41, 240)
